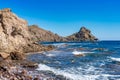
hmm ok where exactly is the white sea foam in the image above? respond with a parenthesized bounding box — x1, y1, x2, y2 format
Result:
(36, 64, 120, 80)
(44, 50, 64, 57)
(52, 43, 68, 48)
(72, 51, 94, 56)
(36, 64, 98, 80)
(109, 57, 120, 62)
(45, 53, 55, 57)
(45, 50, 95, 57)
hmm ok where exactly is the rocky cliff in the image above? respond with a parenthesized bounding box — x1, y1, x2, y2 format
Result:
(66, 27, 98, 41)
(29, 25, 65, 42)
(0, 8, 31, 53)
(0, 8, 52, 54)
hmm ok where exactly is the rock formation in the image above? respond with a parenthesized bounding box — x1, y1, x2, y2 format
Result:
(66, 27, 98, 41)
(0, 8, 53, 55)
(29, 25, 65, 42)
(0, 8, 32, 53)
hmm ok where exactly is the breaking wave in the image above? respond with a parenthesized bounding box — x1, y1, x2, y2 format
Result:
(36, 63, 120, 80)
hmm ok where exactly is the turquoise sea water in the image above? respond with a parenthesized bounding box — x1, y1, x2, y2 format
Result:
(28, 41, 120, 80)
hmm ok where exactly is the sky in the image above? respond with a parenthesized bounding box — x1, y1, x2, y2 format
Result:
(0, 0, 120, 40)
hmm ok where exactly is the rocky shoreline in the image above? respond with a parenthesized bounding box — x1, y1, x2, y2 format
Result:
(0, 45, 54, 80)
(0, 59, 53, 80)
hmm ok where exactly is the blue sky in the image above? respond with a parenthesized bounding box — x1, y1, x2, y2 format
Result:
(0, 0, 120, 40)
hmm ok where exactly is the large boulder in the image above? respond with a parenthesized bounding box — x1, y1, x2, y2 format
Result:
(66, 27, 98, 41)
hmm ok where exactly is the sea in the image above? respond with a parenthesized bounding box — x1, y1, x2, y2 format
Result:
(27, 41, 120, 80)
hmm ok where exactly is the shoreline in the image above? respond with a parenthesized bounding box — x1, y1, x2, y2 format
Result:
(25, 51, 45, 56)
(0, 44, 55, 80)
(0, 59, 54, 80)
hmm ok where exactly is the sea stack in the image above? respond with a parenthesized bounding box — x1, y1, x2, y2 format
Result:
(66, 27, 98, 41)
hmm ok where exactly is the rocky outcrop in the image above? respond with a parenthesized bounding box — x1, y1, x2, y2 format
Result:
(0, 8, 53, 54)
(29, 25, 65, 42)
(66, 27, 98, 41)
(0, 8, 32, 53)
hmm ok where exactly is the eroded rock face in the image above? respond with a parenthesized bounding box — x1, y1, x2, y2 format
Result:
(29, 25, 65, 42)
(0, 8, 32, 53)
(66, 27, 98, 41)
